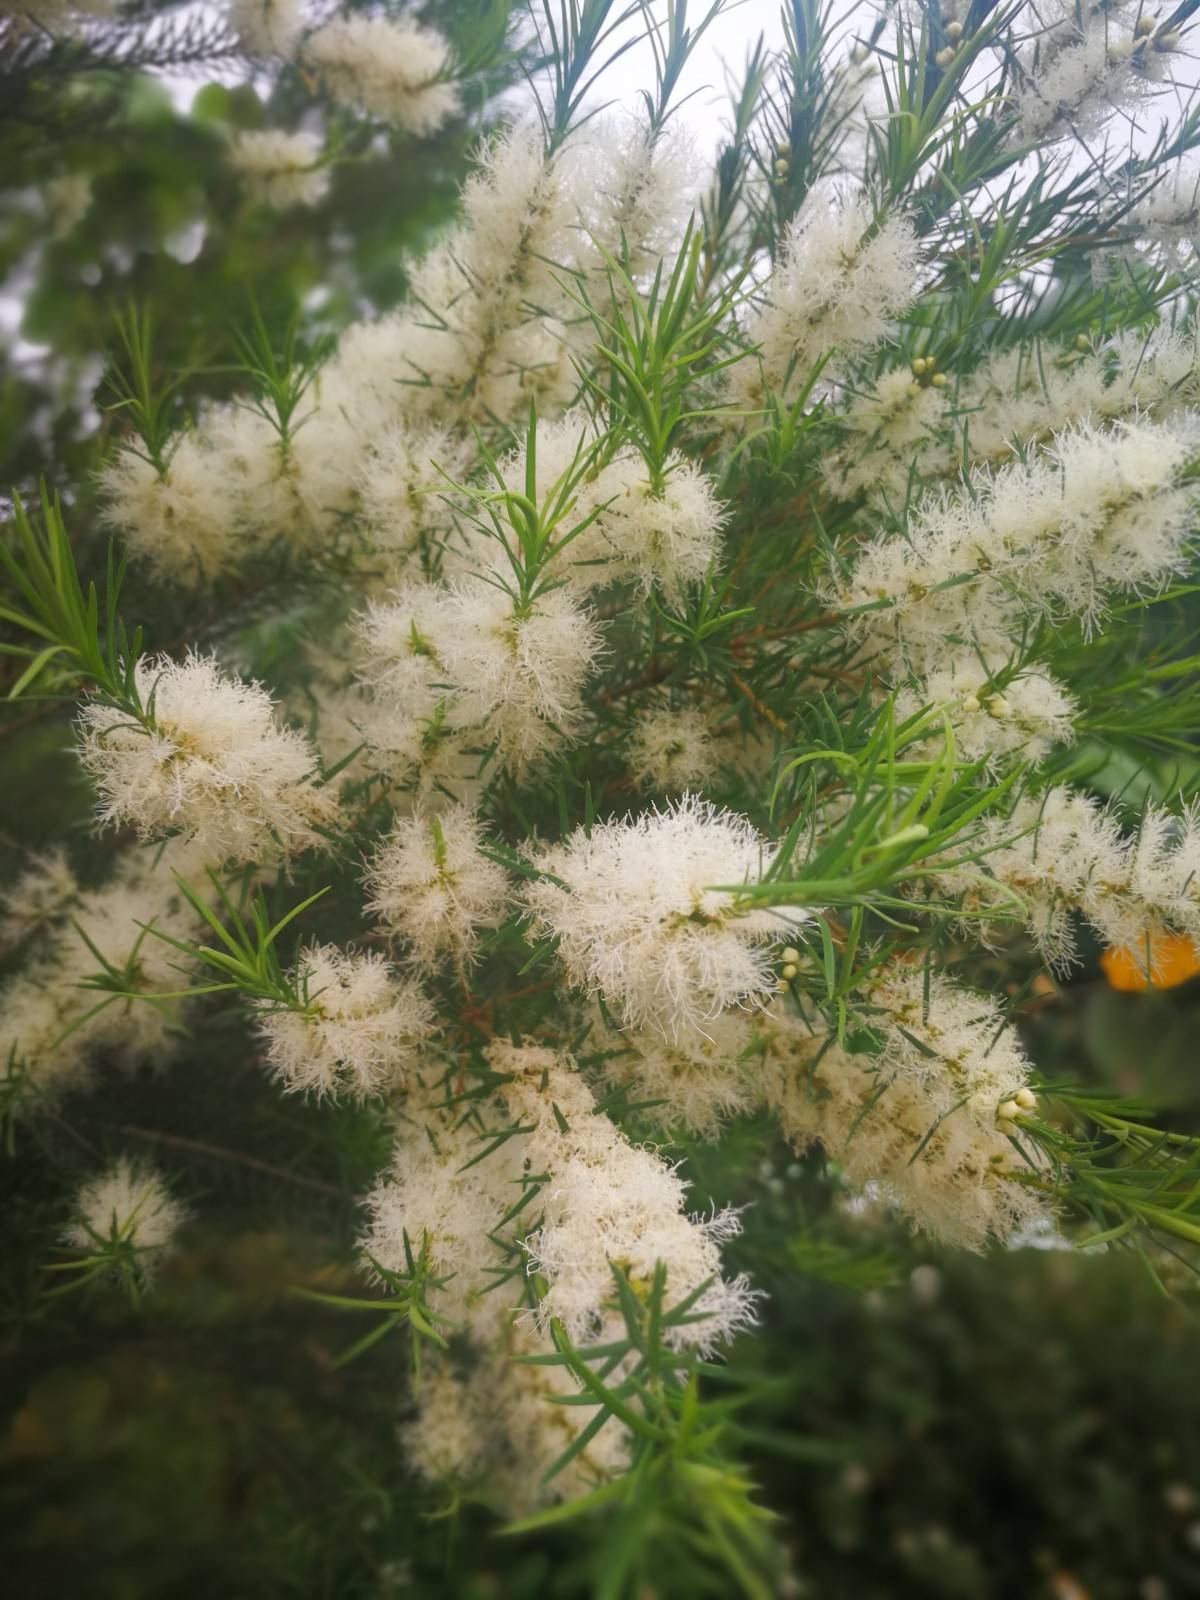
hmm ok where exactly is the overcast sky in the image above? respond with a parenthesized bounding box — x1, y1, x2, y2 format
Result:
(583, 0, 791, 150)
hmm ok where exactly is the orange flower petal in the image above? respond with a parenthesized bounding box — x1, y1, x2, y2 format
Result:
(1101, 933, 1200, 992)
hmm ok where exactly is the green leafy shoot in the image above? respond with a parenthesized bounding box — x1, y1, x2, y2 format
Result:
(102, 304, 185, 476)
(1023, 1088, 1200, 1271)
(503, 1264, 778, 1600)
(534, 0, 650, 149)
(230, 303, 333, 449)
(450, 402, 614, 608)
(734, 701, 1020, 913)
(0, 487, 146, 714)
(135, 873, 330, 1012)
(294, 1235, 455, 1375)
(574, 220, 750, 484)
(43, 1193, 170, 1308)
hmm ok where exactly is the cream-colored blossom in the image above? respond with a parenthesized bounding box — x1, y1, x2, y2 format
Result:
(77, 654, 339, 864)
(383, 126, 581, 427)
(227, 0, 303, 56)
(627, 699, 716, 792)
(65, 1157, 186, 1281)
(732, 193, 920, 407)
(759, 991, 1050, 1250)
(360, 1105, 527, 1339)
(304, 15, 460, 135)
(839, 417, 1200, 670)
(932, 788, 1200, 971)
(404, 1328, 631, 1513)
(98, 439, 242, 585)
(229, 129, 329, 210)
(492, 1041, 758, 1352)
(256, 944, 433, 1099)
(523, 794, 809, 1038)
(365, 804, 509, 971)
(595, 1006, 760, 1136)
(357, 577, 601, 778)
(0, 849, 78, 946)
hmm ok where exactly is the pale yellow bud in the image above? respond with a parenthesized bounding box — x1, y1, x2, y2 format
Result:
(935, 44, 956, 67)
(930, 371, 948, 388)
(1015, 1087, 1037, 1111)
(945, 19, 963, 39)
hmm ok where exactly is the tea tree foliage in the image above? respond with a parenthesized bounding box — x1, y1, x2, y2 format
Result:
(5, 0, 1200, 1592)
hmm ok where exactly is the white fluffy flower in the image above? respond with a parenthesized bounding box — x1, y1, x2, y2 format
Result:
(354, 579, 460, 699)
(1, 847, 209, 1113)
(229, 129, 329, 210)
(595, 1006, 759, 1136)
(596, 455, 727, 596)
(98, 439, 242, 585)
(355, 704, 489, 810)
(627, 699, 716, 792)
(493, 1042, 758, 1353)
(387, 126, 580, 426)
(1132, 163, 1200, 264)
(65, 1157, 187, 1279)
(358, 424, 470, 578)
(227, 0, 303, 56)
(440, 583, 601, 768)
(1, 849, 78, 946)
(56, 870, 204, 1057)
(1107, 324, 1200, 418)
(0, 968, 92, 1114)
(839, 417, 1200, 668)
(867, 968, 1036, 1117)
(304, 16, 460, 135)
(256, 944, 433, 1099)
(936, 788, 1200, 971)
(733, 193, 920, 406)
(894, 654, 1078, 766)
(481, 1325, 632, 1509)
(488, 418, 727, 595)
(361, 1107, 528, 1338)
(77, 654, 339, 864)
(570, 118, 699, 281)
(201, 390, 362, 548)
(401, 1361, 490, 1487)
(365, 804, 509, 971)
(1015, 6, 1180, 144)
(404, 1330, 631, 1511)
(759, 992, 1051, 1249)
(357, 577, 602, 776)
(523, 794, 809, 1038)
(824, 366, 953, 505)
(934, 787, 1125, 965)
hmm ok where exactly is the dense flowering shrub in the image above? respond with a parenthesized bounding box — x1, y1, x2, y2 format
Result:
(5, 0, 1200, 1587)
